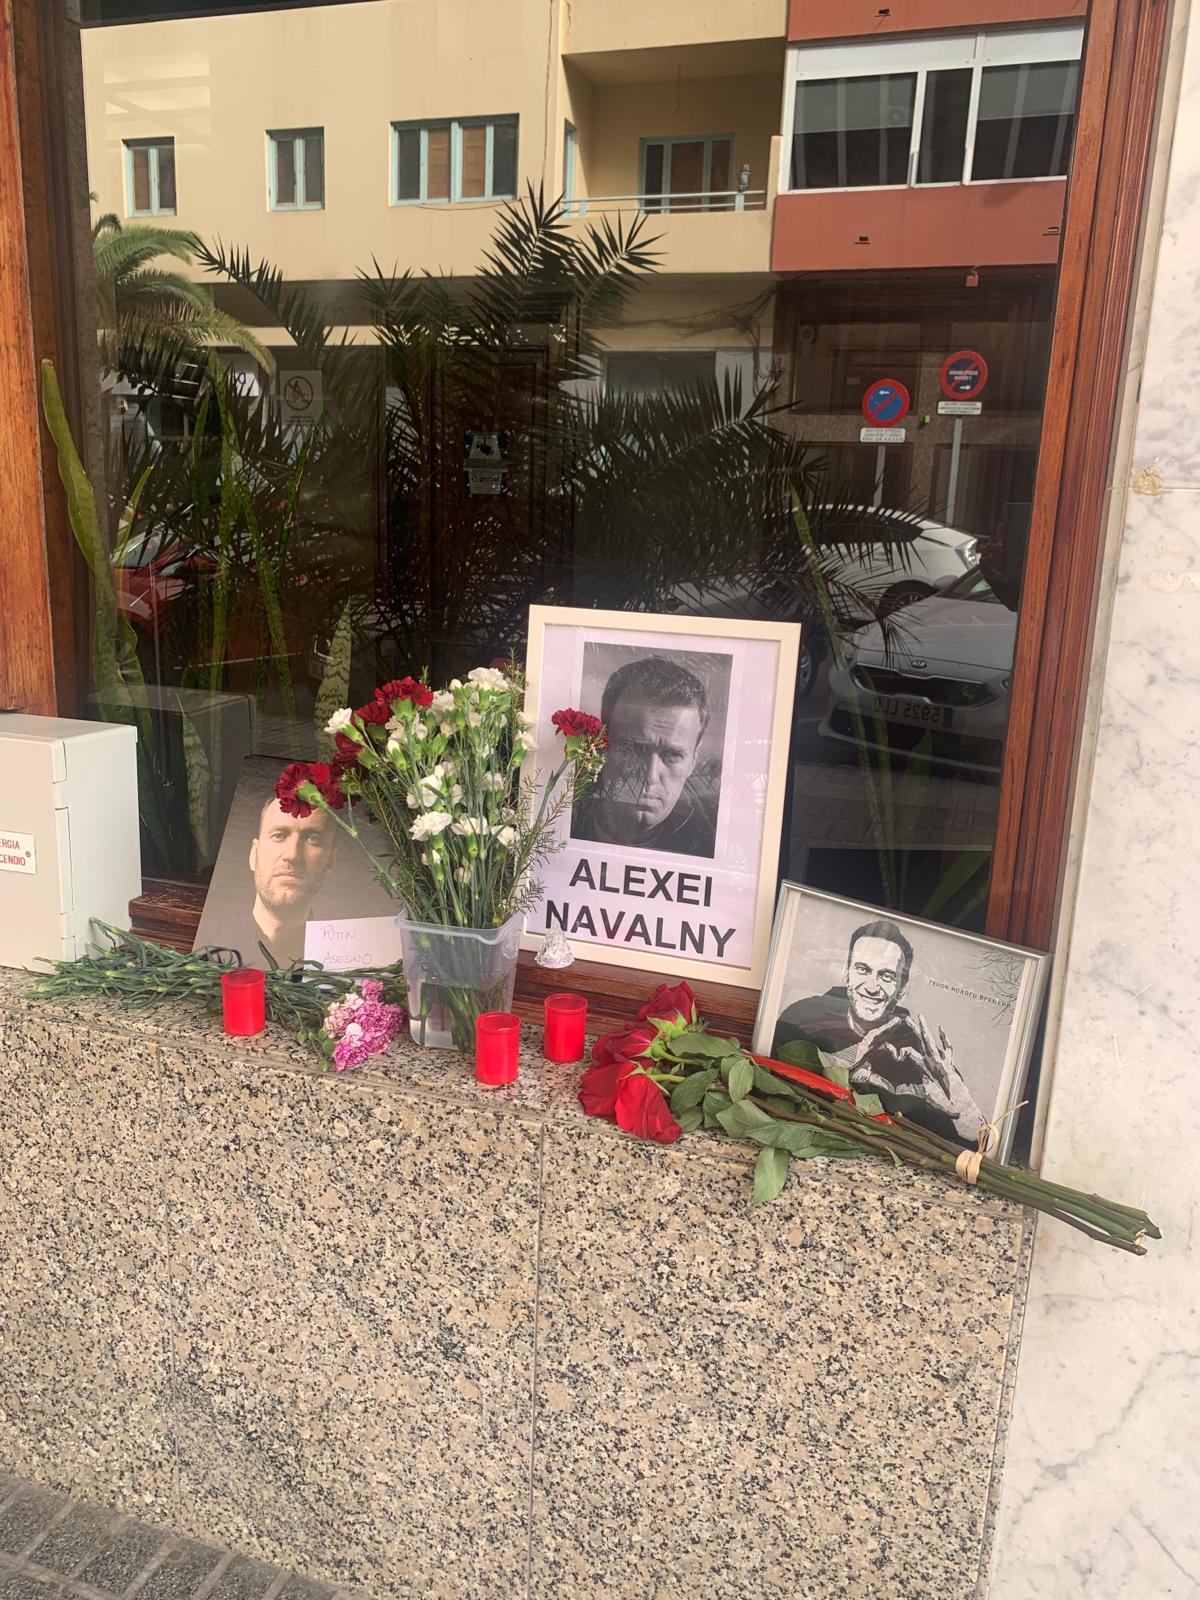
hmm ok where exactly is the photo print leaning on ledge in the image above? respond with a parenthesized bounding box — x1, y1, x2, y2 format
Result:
(194, 756, 399, 970)
(752, 884, 1049, 1158)
(522, 606, 800, 989)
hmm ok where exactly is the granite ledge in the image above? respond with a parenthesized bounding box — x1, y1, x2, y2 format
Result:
(0, 964, 1028, 1227)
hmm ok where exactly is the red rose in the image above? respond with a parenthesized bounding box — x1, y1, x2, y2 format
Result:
(276, 761, 345, 818)
(637, 981, 698, 1026)
(590, 1021, 657, 1068)
(551, 707, 608, 747)
(614, 1072, 682, 1144)
(354, 699, 392, 726)
(377, 677, 435, 710)
(578, 1060, 624, 1120)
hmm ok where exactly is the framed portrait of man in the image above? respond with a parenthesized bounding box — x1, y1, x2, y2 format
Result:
(193, 756, 401, 971)
(521, 606, 801, 988)
(753, 884, 1049, 1159)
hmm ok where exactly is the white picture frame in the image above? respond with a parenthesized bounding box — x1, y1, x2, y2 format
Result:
(753, 883, 1049, 1161)
(520, 605, 801, 989)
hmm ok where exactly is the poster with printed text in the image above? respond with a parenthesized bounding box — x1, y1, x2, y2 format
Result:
(522, 607, 801, 988)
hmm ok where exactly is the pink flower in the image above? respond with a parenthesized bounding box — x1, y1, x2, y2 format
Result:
(322, 981, 406, 1072)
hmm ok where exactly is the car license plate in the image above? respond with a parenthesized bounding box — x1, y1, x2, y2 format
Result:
(870, 695, 951, 729)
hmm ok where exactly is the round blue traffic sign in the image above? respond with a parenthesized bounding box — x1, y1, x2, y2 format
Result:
(861, 378, 911, 427)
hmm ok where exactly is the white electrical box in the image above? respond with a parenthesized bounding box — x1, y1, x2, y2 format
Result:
(0, 715, 142, 969)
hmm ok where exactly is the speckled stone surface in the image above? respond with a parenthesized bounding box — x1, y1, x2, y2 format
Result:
(0, 969, 1031, 1600)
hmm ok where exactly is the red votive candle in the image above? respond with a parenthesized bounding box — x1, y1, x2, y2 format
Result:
(222, 968, 265, 1036)
(544, 993, 587, 1063)
(475, 1011, 520, 1085)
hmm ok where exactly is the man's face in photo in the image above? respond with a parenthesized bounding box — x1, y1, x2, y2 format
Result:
(249, 801, 336, 917)
(601, 691, 703, 834)
(845, 936, 907, 1030)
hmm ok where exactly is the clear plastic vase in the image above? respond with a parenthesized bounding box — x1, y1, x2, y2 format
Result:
(393, 911, 524, 1051)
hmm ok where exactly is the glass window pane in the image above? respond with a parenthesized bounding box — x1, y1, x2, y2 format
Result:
(492, 119, 517, 197)
(396, 127, 420, 199)
(273, 137, 296, 205)
(667, 140, 704, 209)
(708, 137, 732, 199)
(643, 141, 665, 208)
(426, 125, 450, 199)
(303, 132, 324, 204)
(155, 140, 176, 211)
(129, 144, 151, 212)
(460, 123, 486, 198)
(917, 69, 971, 184)
(794, 74, 913, 189)
(972, 61, 1079, 180)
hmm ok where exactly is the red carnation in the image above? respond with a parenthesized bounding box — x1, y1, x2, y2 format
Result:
(332, 729, 361, 768)
(637, 981, 698, 1026)
(354, 699, 392, 726)
(276, 761, 345, 818)
(377, 677, 435, 710)
(614, 1073, 681, 1144)
(551, 707, 608, 747)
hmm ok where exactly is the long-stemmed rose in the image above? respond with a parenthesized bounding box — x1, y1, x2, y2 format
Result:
(578, 982, 1163, 1255)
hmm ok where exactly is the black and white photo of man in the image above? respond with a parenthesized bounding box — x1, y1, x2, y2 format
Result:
(770, 917, 985, 1144)
(207, 797, 339, 967)
(570, 653, 727, 859)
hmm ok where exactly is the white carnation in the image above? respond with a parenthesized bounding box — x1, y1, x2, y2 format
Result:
(324, 707, 354, 735)
(406, 791, 419, 809)
(517, 709, 537, 729)
(492, 824, 517, 848)
(440, 721, 454, 737)
(468, 666, 509, 691)
(516, 732, 537, 754)
(451, 815, 489, 838)
(482, 772, 507, 793)
(454, 866, 471, 883)
(449, 784, 464, 806)
(385, 713, 403, 735)
(466, 711, 482, 729)
(411, 721, 429, 740)
(430, 690, 456, 714)
(410, 810, 453, 841)
(449, 678, 463, 690)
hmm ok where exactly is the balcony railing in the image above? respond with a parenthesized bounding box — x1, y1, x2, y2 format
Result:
(568, 189, 768, 216)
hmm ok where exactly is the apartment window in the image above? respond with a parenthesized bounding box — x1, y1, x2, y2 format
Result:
(563, 122, 577, 211)
(786, 24, 1082, 192)
(641, 134, 734, 211)
(124, 138, 176, 216)
(392, 117, 518, 204)
(269, 128, 325, 210)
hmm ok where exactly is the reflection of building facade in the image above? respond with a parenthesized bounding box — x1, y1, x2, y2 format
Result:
(83, 0, 1083, 537)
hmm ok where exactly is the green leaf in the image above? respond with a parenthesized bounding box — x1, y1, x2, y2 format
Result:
(853, 1090, 885, 1117)
(773, 1038, 825, 1073)
(752, 1145, 790, 1206)
(760, 1095, 800, 1116)
(752, 1063, 802, 1100)
(669, 1068, 717, 1117)
(671, 1030, 741, 1059)
(702, 1093, 726, 1129)
(676, 1105, 703, 1134)
(715, 1099, 777, 1143)
(817, 1051, 852, 1090)
(314, 598, 354, 760)
(771, 1122, 863, 1161)
(727, 1055, 754, 1103)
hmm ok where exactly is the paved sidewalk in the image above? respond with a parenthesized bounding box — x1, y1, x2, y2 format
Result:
(0, 1474, 358, 1600)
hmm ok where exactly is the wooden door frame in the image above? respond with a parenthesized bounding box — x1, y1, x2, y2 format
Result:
(0, 0, 1173, 1015)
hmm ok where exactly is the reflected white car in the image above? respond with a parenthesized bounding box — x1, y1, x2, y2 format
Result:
(819, 568, 1016, 772)
(808, 508, 980, 617)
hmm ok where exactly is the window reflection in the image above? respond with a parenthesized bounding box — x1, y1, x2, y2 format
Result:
(67, 0, 1077, 935)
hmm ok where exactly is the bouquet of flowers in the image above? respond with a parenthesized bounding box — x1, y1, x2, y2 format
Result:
(580, 980, 1162, 1256)
(275, 667, 607, 1048)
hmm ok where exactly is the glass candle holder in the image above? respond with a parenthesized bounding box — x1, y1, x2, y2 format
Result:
(475, 1011, 520, 1085)
(222, 968, 265, 1036)
(543, 993, 587, 1063)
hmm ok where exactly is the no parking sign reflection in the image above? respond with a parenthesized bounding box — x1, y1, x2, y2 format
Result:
(860, 378, 911, 427)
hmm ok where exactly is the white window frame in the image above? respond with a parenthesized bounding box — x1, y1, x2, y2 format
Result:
(124, 138, 176, 217)
(778, 23, 1084, 196)
(268, 128, 324, 211)
(390, 115, 519, 205)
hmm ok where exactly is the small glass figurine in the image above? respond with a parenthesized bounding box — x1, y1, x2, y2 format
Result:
(535, 929, 575, 969)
